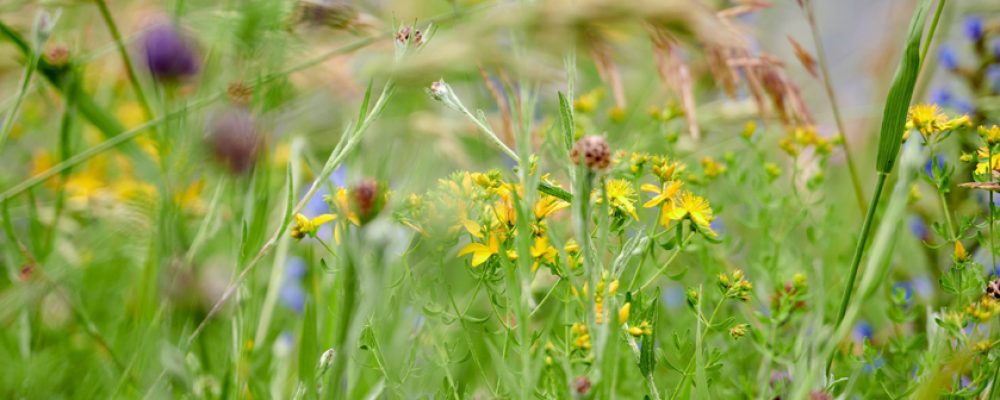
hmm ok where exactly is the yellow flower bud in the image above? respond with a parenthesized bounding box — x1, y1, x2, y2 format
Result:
(628, 326, 644, 337)
(618, 302, 631, 325)
(955, 241, 968, 262)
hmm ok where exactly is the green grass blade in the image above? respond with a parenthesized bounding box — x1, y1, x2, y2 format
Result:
(874, 0, 932, 174)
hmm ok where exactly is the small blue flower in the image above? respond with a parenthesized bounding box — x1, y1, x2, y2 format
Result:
(892, 281, 913, 304)
(953, 99, 975, 115)
(709, 219, 725, 236)
(939, 45, 958, 71)
(909, 216, 929, 241)
(863, 357, 885, 373)
(963, 16, 984, 41)
(280, 282, 306, 313)
(286, 257, 307, 280)
(852, 321, 874, 343)
(924, 154, 945, 179)
(928, 87, 952, 107)
(987, 64, 1000, 93)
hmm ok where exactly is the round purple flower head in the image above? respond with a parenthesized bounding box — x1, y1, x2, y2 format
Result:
(207, 107, 261, 174)
(143, 23, 199, 81)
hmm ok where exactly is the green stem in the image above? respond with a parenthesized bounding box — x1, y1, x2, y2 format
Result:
(990, 145, 997, 276)
(829, 172, 888, 371)
(917, 0, 947, 74)
(637, 232, 696, 292)
(802, 0, 866, 216)
(938, 190, 958, 240)
(94, 0, 154, 121)
(669, 294, 725, 400)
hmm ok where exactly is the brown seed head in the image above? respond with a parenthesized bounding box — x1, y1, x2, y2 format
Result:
(571, 135, 611, 170)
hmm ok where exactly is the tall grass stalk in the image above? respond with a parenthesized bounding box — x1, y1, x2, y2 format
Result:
(814, 139, 924, 392)
(800, 0, 866, 215)
(829, 0, 937, 367)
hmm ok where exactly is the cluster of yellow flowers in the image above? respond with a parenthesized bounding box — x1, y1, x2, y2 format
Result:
(778, 125, 835, 157)
(904, 104, 972, 142)
(965, 296, 1000, 323)
(570, 322, 592, 351)
(962, 125, 1000, 178)
(420, 172, 570, 270)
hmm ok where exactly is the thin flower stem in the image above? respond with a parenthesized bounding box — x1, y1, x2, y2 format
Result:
(638, 232, 696, 292)
(0, 21, 41, 152)
(918, 0, 947, 74)
(669, 293, 725, 400)
(801, 0, 866, 215)
(938, 187, 958, 240)
(94, 0, 154, 121)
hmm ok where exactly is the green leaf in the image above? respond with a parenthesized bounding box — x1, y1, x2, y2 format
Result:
(557, 92, 575, 150)
(874, 0, 932, 173)
(639, 297, 658, 377)
(299, 300, 319, 398)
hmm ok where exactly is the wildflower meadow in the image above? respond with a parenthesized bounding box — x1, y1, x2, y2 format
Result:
(4, 0, 1000, 398)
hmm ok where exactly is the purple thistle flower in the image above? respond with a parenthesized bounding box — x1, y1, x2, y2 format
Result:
(207, 107, 261, 175)
(143, 23, 199, 82)
(939, 45, 958, 71)
(963, 16, 984, 42)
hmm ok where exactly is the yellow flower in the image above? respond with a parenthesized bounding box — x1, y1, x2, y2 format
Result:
(980, 125, 1000, 145)
(975, 147, 1000, 176)
(662, 191, 716, 235)
(332, 188, 360, 226)
(458, 234, 500, 267)
(534, 195, 569, 220)
(907, 104, 969, 141)
(599, 179, 639, 220)
(529, 236, 558, 271)
(641, 181, 681, 209)
(701, 157, 727, 178)
(291, 213, 337, 240)
(907, 104, 946, 138)
(574, 88, 604, 114)
(456, 203, 483, 239)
